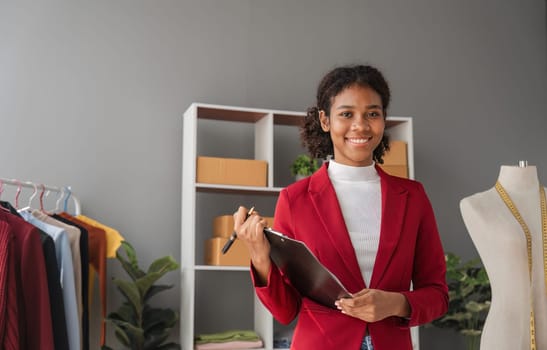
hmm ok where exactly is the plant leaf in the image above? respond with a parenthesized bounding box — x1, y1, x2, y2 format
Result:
(144, 284, 174, 302)
(144, 308, 178, 332)
(109, 318, 145, 345)
(107, 302, 137, 324)
(144, 329, 171, 350)
(117, 241, 146, 280)
(465, 300, 490, 313)
(136, 257, 178, 297)
(104, 320, 131, 347)
(461, 329, 482, 336)
(148, 256, 179, 275)
(113, 278, 143, 319)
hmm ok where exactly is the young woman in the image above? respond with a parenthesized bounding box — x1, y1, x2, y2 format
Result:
(234, 65, 448, 350)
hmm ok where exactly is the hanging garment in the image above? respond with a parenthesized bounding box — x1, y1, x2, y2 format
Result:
(73, 214, 124, 346)
(53, 214, 90, 350)
(19, 210, 81, 350)
(32, 210, 83, 337)
(74, 215, 123, 259)
(58, 213, 108, 346)
(0, 220, 18, 350)
(0, 201, 20, 217)
(0, 221, 9, 342)
(0, 210, 55, 350)
(40, 229, 70, 350)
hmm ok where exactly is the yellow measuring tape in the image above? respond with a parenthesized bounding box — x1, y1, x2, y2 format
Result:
(495, 182, 547, 350)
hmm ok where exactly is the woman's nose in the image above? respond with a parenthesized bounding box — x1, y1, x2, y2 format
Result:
(352, 116, 370, 130)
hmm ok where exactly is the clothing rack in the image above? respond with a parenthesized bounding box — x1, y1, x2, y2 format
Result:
(0, 177, 82, 215)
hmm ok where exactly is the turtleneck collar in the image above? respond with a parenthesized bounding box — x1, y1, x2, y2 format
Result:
(328, 160, 379, 182)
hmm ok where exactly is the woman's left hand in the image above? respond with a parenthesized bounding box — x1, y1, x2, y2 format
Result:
(334, 289, 410, 322)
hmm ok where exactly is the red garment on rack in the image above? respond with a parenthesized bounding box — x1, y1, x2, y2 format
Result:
(58, 213, 107, 346)
(0, 210, 55, 350)
(0, 221, 19, 350)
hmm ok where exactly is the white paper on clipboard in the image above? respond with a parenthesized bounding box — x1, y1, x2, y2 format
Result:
(263, 228, 351, 309)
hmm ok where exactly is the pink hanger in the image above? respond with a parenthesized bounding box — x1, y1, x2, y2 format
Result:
(39, 184, 46, 211)
(14, 180, 22, 209)
(25, 183, 38, 210)
(0, 180, 8, 213)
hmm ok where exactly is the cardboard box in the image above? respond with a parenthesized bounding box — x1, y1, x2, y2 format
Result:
(382, 141, 407, 165)
(196, 156, 268, 187)
(379, 141, 408, 178)
(378, 164, 408, 178)
(205, 237, 250, 266)
(213, 215, 274, 238)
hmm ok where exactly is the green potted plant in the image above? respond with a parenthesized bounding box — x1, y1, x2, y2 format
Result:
(430, 252, 491, 350)
(102, 241, 180, 350)
(290, 154, 320, 180)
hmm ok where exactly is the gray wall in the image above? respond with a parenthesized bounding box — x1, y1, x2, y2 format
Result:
(1, 1, 546, 349)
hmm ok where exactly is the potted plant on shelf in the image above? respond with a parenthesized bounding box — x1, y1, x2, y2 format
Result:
(102, 241, 180, 350)
(430, 252, 491, 350)
(290, 154, 320, 181)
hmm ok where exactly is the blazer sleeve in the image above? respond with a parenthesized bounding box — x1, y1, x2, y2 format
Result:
(400, 183, 449, 327)
(250, 189, 302, 325)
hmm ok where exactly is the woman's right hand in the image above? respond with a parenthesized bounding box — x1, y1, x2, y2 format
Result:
(234, 206, 271, 284)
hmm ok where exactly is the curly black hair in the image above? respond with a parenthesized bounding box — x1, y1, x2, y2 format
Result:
(301, 64, 391, 164)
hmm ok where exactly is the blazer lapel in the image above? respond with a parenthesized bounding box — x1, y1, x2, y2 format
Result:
(308, 164, 365, 290)
(369, 165, 408, 288)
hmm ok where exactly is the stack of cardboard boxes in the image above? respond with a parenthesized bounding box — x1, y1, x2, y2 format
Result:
(205, 215, 274, 266)
(196, 155, 271, 266)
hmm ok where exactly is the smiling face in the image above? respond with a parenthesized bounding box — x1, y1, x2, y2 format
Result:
(319, 84, 385, 167)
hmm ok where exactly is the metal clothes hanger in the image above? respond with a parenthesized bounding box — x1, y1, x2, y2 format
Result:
(18, 182, 38, 212)
(63, 186, 72, 213)
(54, 187, 66, 213)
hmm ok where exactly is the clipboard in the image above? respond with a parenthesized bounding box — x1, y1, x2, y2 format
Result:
(263, 228, 351, 309)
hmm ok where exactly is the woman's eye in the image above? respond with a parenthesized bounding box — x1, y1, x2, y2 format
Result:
(367, 111, 382, 118)
(340, 111, 352, 118)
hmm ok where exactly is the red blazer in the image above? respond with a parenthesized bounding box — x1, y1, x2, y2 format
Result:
(253, 163, 448, 350)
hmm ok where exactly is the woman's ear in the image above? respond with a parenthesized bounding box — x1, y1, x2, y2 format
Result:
(319, 110, 330, 132)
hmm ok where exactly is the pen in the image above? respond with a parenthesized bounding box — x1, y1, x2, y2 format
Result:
(222, 206, 255, 254)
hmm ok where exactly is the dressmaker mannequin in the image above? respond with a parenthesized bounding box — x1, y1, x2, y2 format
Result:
(460, 163, 547, 350)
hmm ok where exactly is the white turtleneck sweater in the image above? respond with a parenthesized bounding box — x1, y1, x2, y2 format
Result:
(328, 160, 381, 287)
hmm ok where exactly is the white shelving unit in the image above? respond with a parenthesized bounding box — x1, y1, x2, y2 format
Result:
(181, 102, 417, 350)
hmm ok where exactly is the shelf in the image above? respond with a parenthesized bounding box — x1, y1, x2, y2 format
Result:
(195, 265, 250, 272)
(196, 183, 284, 195)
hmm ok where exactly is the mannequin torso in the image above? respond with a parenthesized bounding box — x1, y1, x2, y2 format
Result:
(460, 165, 547, 350)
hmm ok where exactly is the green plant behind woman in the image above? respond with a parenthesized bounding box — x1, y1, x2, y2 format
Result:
(290, 154, 320, 178)
(431, 253, 491, 350)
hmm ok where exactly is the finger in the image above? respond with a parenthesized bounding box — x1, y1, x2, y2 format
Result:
(352, 288, 371, 298)
(335, 296, 354, 309)
(233, 206, 249, 228)
(335, 300, 356, 317)
(246, 215, 265, 237)
(256, 217, 268, 235)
